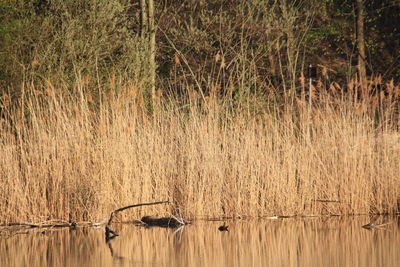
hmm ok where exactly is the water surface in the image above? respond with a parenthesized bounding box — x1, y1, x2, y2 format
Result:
(1, 216, 399, 267)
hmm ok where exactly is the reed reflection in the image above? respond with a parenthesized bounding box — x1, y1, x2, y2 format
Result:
(1, 217, 399, 267)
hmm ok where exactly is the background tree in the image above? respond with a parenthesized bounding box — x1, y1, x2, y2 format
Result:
(1, 0, 399, 101)
(148, 0, 156, 102)
(356, 0, 366, 84)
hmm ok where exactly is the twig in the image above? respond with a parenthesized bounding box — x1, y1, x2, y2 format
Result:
(312, 199, 341, 203)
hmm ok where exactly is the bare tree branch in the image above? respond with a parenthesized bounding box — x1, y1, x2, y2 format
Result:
(106, 200, 170, 227)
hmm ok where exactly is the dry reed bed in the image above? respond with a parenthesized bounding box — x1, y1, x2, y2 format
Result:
(0, 80, 399, 222)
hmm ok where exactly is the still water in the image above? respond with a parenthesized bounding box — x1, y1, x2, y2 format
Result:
(1, 216, 399, 267)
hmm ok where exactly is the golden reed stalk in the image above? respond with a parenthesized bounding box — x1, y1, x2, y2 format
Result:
(0, 79, 399, 223)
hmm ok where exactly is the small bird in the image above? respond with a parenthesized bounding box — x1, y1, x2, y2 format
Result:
(218, 222, 229, 232)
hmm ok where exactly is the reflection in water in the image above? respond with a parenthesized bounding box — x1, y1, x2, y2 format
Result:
(1, 217, 399, 267)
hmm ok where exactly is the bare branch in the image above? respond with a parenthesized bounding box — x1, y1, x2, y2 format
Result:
(106, 200, 170, 228)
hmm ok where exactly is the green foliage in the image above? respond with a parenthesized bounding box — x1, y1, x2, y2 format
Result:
(0, 1, 19, 82)
(304, 0, 400, 80)
(158, 0, 317, 95)
(0, 0, 150, 94)
(1, 0, 399, 99)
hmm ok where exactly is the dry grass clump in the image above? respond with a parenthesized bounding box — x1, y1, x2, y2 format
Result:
(0, 78, 399, 222)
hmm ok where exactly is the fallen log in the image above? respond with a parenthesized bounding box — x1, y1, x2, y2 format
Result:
(140, 216, 184, 228)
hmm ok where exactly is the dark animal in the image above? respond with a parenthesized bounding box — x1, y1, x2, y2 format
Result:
(218, 223, 229, 232)
(140, 216, 183, 228)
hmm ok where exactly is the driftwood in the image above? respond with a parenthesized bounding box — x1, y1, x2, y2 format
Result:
(0, 200, 178, 241)
(105, 200, 171, 241)
(0, 220, 77, 238)
(0, 200, 187, 243)
(0, 221, 77, 230)
(106, 200, 170, 227)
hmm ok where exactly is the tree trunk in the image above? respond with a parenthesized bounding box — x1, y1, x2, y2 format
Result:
(148, 0, 156, 102)
(356, 0, 367, 84)
(280, 0, 296, 92)
(139, 0, 147, 38)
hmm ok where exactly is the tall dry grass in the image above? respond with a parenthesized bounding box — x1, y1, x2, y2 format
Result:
(0, 77, 399, 223)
